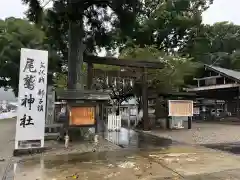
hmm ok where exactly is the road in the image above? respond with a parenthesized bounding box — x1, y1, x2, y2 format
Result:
(0, 118, 16, 177)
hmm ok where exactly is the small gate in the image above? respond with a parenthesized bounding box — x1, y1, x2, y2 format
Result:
(105, 105, 139, 131)
(105, 107, 121, 131)
(107, 114, 121, 131)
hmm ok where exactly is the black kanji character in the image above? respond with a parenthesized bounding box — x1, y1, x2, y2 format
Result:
(40, 62, 45, 69)
(37, 105, 44, 112)
(20, 114, 34, 128)
(23, 58, 37, 73)
(23, 75, 35, 90)
(38, 69, 45, 76)
(38, 77, 45, 84)
(21, 94, 35, 110)
(38, 89, 45, 98)
(39, 98, 43, 104)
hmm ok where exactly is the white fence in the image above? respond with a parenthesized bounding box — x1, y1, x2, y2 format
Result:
(105, 131, 120, 144)
(105, 105, 140, 130)
(107, 114, 121, 131)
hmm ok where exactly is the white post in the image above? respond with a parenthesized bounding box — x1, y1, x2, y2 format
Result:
(64, 134, 69, 148)
(106, 76, 109, 85)
(114, 77, 117, 86)
(130, 79, 133, 87)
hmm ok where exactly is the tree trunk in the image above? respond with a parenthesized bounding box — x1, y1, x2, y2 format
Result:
(66, 2, 86, 140)
(67, 18, 84, 90)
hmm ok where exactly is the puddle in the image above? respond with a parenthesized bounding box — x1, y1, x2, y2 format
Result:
(104, 128, 178, 149)
(3, 129, 194, 180)
(4, 145, 198, 180)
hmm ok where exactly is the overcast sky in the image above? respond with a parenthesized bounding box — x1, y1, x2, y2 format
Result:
(0, 0, 240, 25)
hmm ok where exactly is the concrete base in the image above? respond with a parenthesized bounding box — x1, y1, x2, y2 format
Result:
(13, 147, 48, 157)
(44, 133, 60, 140)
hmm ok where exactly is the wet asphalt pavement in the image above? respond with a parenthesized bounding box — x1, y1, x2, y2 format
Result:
(2, 127, 183, 180)
(104, 128, 180, 150)
(104, 128, 240, 156)
(8, 143, 240, 180)
(3, 123, 240, 179)
(203, 142, 240, 154)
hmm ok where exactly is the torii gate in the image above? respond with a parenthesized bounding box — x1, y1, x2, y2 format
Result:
(84, 54, 164, 131)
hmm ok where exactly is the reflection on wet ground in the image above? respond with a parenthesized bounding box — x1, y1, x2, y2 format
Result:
(9, 144, 240, 180)
(9, 146, 201, 180)
(104, 128, 240, 157)
(3, 129, 190, 180)
(5, 127, 240, 179)
(104, 128, 180, 149)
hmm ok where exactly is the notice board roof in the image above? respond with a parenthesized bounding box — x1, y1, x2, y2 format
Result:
(55, 90, 111, 101)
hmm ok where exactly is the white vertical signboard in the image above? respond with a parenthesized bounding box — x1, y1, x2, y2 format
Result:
(15, 48, 48, 150)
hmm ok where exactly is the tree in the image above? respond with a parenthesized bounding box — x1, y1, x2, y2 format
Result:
(116, 0, 213, 53)
(23, 0, 143, 90)
(23, 0, 213, 87)
(0, 17, 60, 95)
(120, 45, 198, 92)
(119, 45, 198, 112)
(183, 22, 240, 69)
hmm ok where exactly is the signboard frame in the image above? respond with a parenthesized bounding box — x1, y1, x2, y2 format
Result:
(68, 103, 97, 128)
(168, 100, 193, 117)
(15, 48, 48, 151)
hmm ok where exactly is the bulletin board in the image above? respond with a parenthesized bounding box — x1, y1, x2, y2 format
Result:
(168, 100, 193, 117)
(69, 106, 95, 126)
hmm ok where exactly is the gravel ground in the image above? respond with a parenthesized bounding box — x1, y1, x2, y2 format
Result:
(144, 122, 240, 145)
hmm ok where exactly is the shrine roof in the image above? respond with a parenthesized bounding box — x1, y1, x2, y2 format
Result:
(205, 64, 240, 82)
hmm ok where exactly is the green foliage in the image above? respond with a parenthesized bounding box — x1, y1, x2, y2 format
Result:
(120, 46, 199, 93)
(0, 18, 61, 95)
(53, 72, 67, 89)
(22, 0, 213, 94)
(22, 0, 143, 62)
(53, 46, 199, 98)
(119, 0, 213, 52)
(53, 63, 89, 89)
(23, 0, 213, 58)
(183, 22, 240, 69)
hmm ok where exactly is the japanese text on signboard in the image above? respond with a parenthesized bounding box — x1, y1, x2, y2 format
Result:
(20, 59, 46, 127)
(15, 48, 48, 149)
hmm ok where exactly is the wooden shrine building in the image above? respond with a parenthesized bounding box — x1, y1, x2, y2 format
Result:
(186, 64, 240, 118)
